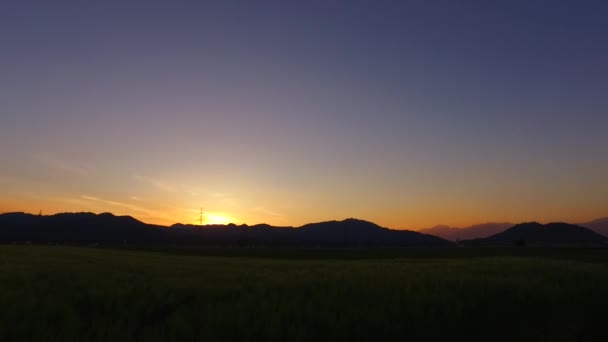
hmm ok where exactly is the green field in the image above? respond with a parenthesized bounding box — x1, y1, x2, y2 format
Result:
(1, 246, 608, 341)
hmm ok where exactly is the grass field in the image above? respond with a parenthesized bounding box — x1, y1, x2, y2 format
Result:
(1, 246, 608, 341)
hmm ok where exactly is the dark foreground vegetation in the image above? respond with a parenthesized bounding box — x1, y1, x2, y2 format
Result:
(1, 246, 608, 341)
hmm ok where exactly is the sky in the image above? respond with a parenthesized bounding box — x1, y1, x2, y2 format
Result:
(1, 1, 607, 229)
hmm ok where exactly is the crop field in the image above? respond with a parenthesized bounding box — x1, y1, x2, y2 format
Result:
(1, 246, 608, 341)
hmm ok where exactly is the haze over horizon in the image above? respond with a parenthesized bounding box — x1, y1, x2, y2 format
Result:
(2, 1, 607, 229)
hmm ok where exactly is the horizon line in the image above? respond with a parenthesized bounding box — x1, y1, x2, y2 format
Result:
(2, 210, 606, 232)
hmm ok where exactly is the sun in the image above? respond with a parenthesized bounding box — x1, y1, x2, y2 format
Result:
(204, 214, 234, 225)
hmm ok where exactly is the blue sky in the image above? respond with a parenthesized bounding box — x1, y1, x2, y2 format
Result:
(1, 1, 607, 227)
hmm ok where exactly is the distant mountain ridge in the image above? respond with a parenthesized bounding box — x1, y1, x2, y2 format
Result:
(0, 212, 451, 247)
(463, 222, 608, 247)
(2, 212, 608, 248)
(580, 217, 608, 238)
(418, 223, 513, 241)
(420, 219, 608, 241)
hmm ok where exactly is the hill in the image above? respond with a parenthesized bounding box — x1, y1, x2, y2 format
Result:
(463, 222, 608, 247)
(171, 218, 451, 247)
(0, 213, 452, 247)
(295, 218, 450, 246)
(0, 212, 168, 244)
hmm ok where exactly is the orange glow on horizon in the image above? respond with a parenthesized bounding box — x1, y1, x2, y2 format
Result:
(1, 194, 607, 231)
(202, 214, 237, 225)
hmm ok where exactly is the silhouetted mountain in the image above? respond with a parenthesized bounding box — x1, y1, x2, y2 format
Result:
(463, 222, 608, 246)
(580, 217, 608, 238)
(0, 212, 168, 244)
(419, 223, 513, 241)
(0, 213, 452, 247)
(295, 219, 450, 246)
(168, 222, 294, 246)
(171, 218, 451, 247)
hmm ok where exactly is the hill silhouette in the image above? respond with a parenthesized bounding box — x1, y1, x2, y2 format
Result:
(463, 222, 608, 247)
(419, 223, 513, 241)
(0, 212, 168, 244)
(171, 218, 451, 247)
(0, 213, 451, 247)
(295, 218, 448, 246)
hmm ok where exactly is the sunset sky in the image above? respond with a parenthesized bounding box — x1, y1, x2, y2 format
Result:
(1, 1, 607, 229)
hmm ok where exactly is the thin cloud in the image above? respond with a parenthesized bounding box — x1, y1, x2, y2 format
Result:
(133, 174, 177, 192)
(80, 195, 166, 219)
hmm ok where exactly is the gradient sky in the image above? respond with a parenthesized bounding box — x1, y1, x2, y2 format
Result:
(1, 1, 607, 228)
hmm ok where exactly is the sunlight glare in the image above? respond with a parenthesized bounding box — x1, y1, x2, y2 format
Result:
(204, 214, 235, 225)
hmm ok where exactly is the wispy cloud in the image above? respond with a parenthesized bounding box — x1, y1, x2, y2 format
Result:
(133, 174, 177, 192)
(80, 195, 166, 219)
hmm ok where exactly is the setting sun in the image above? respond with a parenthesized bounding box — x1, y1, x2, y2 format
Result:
(204, 214, 235, 225)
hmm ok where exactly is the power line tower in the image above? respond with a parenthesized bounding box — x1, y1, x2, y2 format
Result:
(199, 208, 204, 226)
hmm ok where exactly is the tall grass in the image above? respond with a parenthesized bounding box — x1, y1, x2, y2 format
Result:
(0, 246, 607, 341)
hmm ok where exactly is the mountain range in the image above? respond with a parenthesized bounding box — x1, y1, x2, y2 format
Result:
(580, 217, 608, 238)
(462, 222, 607, 247)
(418, 218, 608, 241)
(0, 212, 450, 247)
(1, 212, 607, 248)
(418, 223, 513, 241)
